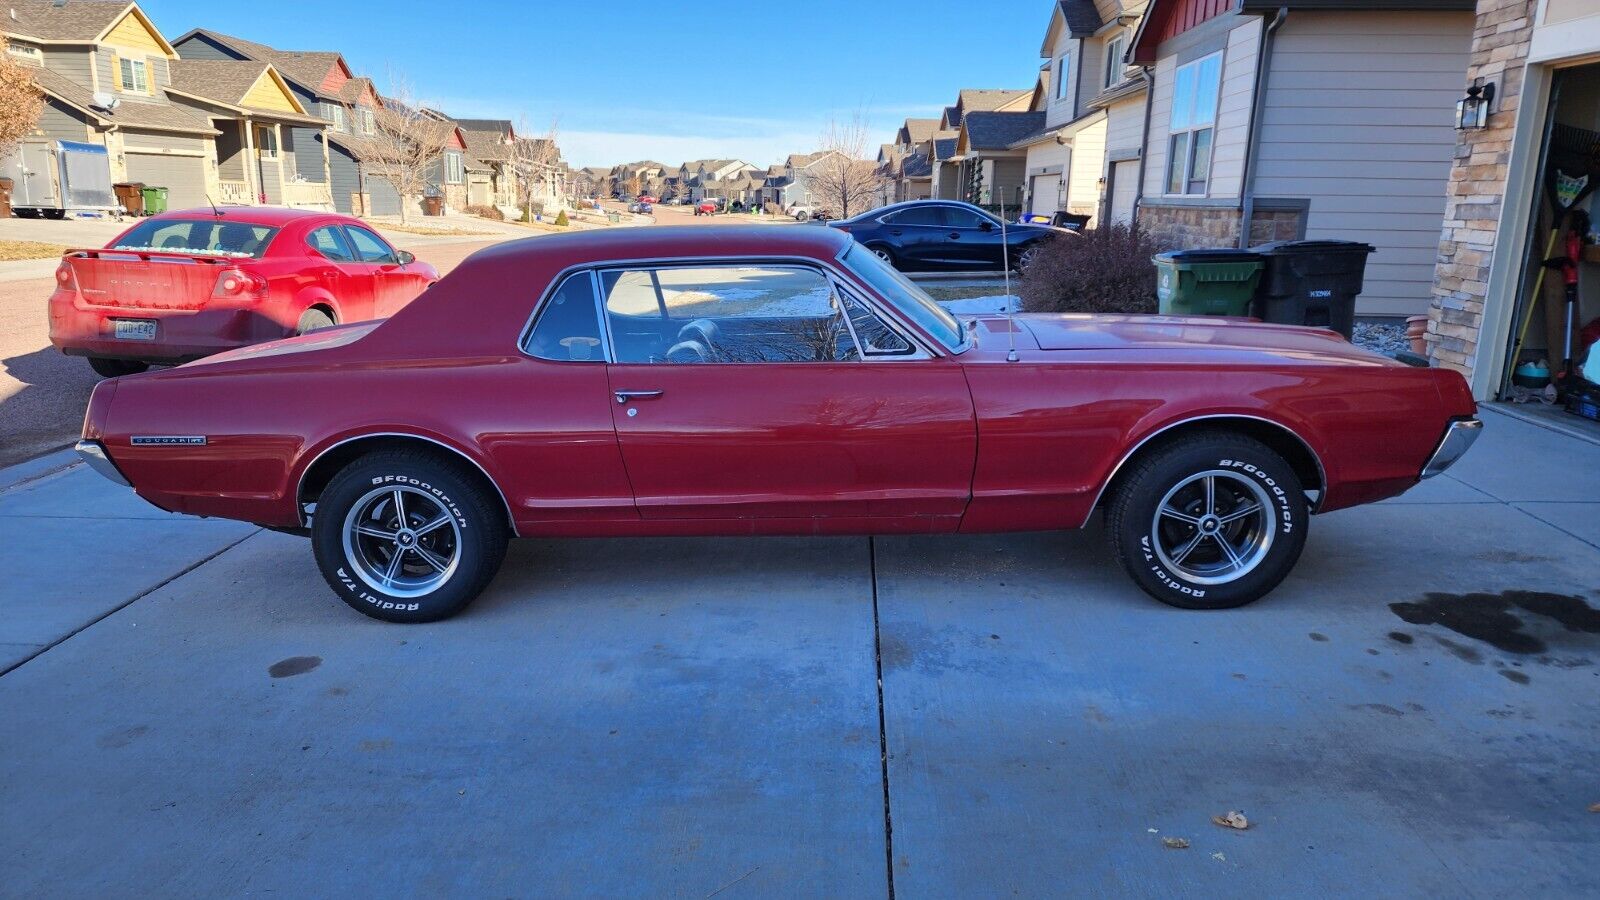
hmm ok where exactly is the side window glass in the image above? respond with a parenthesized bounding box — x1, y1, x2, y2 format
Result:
(945, 208, 989, 229)
(889, 206, 946, 227)
(307, 226, 355, 262)
(840, 290, 914, 356)
(344, 226, 396, 263)
(524, 272, 602, 362)
(600, 265, 858, 364)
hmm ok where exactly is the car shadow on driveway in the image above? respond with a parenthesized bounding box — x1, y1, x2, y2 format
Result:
(0, 346, 101, 468)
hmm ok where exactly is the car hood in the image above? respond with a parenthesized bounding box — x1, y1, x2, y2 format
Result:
(1009, 313, 1399, 365)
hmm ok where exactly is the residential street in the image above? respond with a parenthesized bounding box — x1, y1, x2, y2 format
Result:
(2, 405, 1598, 896)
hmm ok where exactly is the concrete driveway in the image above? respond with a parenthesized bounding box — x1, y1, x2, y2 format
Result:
(3, 410, 1598, 895)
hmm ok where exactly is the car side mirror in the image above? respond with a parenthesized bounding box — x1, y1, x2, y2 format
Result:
(396, 250, 415, 265)
(979, 220, 994, 232)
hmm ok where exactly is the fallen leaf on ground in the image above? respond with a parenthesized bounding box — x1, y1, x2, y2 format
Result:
(1212, 811, 1249, 830)
(1589, 802, 1600, 813)
(1211, 852, 1227, 862)
(1161, 837, 1190, 849)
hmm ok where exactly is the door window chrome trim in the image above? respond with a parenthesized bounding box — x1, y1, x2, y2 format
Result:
(1079, 413, 1329, 527)
(296, 432, 519, 537)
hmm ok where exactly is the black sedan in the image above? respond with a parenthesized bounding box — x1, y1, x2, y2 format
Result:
(826, 200, 1061, 272)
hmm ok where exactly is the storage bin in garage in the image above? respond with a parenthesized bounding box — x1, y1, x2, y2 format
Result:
(1153, 248, 1264, 317)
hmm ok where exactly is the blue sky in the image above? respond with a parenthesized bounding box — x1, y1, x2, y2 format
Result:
(138, 0, 1046, 167)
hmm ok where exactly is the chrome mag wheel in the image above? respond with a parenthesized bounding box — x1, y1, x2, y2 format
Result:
(872, 246, 893, 262)
(1150, 470, 1275, 586)
(341, 485, 461, 598)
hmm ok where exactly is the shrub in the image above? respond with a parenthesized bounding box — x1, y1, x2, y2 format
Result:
(1018, 223, 1168, 315)
(465, 204, 504, 221)
(554, 209, 569, 227)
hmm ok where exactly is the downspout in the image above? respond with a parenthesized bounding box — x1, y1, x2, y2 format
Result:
(1132, 65, 1153, 226)
(1238, 8, 1289, 249)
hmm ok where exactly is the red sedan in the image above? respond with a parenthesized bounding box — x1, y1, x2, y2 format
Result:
(75, 226, 1481, 622)
(49, 207, 438, 377)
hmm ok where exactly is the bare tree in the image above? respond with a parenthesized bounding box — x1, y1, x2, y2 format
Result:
(0, 36, 45, 160)
(510, 118, 562, 219)
(807, 113, 885, 219)
(344, 79, 454, 224)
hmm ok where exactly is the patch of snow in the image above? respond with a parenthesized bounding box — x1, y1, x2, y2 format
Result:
(940, 294, 1018, 315)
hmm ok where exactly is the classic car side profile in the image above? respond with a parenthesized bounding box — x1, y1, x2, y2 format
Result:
(75, 226, 1482, 623)
(49, 207, 438, 377)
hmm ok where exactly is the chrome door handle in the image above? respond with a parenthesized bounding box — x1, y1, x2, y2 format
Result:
(614, 389, 663, 404)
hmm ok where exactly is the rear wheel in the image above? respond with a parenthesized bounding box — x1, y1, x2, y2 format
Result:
(311, 449, 509, 623)
(87, 357, 149, 378)
(867, 244, 897, 268)
(296, 308, 335, 335)
(1106, 432, 1308, 610)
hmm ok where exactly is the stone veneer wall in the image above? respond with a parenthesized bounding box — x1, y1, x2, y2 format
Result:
(1426, 0, 1537, 378)
(1138, 202, 1305, 249)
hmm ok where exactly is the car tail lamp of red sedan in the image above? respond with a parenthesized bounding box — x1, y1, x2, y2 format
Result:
(212, 268, 268, 300)
(54, 259, 78, 293)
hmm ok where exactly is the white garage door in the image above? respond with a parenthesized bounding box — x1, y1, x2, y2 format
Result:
(1028, 174, 1062, 217)
(124, 153, 208, 211)
(1109, 159, 1139, 226)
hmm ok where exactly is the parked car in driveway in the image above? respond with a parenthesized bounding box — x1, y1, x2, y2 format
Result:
(75, 225, 1481, 623)
(787, 203, 831, 222)
(629, 201, 654, 214)
(694, 200, 719, 216)
(827, 199, 1059, 272)
(49, 207, 438, 378)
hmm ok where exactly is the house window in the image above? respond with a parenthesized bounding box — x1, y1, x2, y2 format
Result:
(445, 151, 464, 184)
(1164, 52, 1223, 195)
(256, 126, 278, 158)
(358, 108, 374, 135)
(1103, 35, 1125, 88)
(117, 57, 149, 94)
(1054, 54, 1071, 101)
(323, 105, 346, 132)
(6, 42, 42, 64)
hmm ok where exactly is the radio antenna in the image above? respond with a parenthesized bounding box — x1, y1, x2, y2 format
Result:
(998, 192, 1018, 362)
(205, 194, 223, 218)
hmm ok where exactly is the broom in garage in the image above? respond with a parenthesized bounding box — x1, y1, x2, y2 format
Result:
(1508, 123, 1600, 381)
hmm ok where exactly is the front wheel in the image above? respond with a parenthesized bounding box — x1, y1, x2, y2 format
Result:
(87, 357, 149, 378)
(1106, 431, 1308, 610)
(312, 449, 509, 622)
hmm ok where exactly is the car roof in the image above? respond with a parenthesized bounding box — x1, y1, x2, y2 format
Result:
(464, 225, 852, 271)
(152, 207, 351, 227)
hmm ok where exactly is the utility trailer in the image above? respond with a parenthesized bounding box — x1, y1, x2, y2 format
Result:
(0, 140, 119, 219)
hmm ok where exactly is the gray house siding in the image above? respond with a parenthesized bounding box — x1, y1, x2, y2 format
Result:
(38, 101, 92, 143)
(289, 127, 324, 181)
(41, 49, 95, 88)
(328, 141, 362, 214)
(367, 177, 401, 215)
(170, 34, 244, 61)
(1252, 11, 1472, 317)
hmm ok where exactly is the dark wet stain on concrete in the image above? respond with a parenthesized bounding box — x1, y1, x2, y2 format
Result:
(1472, 550, 1555, 564)
(1388, 631, 1414, 645)
(1309, 632, 1329, 642)
(268, 656, 322, 678)
(1389, 591, 1600, 656)
(97, 725, 149, 749)
(1366, 648, 1380, 656)
(1434, 636, 1484, 665)
(1350, 703, 1405, 716)
(877, 634, 911, 672)
(1499, 669, 1531, 685)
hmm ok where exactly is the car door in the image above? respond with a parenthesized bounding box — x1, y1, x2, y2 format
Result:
(304, 224, 377, 322)
(942, 206, 1006, 268)
(342, 224, 419, 317)
(599, 262, 976, 522)
(881, 205, 949, 267)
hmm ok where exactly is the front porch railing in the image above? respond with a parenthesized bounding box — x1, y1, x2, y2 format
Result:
(282, 181, 334, 210)
(218, 180, 252, 205)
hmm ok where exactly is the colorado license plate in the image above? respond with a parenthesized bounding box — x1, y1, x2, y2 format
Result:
(113, 319, 157, 341)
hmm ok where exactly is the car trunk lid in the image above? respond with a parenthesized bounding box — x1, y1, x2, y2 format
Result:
(62, 249, 239, 311)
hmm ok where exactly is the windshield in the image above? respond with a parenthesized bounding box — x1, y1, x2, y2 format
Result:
(840, 244, 965, 350)
(113, 219, 278, 258)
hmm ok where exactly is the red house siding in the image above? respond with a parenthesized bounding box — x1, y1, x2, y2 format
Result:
(1134, 0, 1238, 62)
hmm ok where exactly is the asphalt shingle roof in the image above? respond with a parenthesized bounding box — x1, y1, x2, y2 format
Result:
(2, 0, 132, 43)
(1058, 0, 1104, 37)
(900, 118, 939, 145)
(933, 137, 959, 161)
(958, 89, 1031, 113)
(178, 30, 344, 100)
(32, 67, 217, 135)
(962, 110, 1047, 150)
(166, 59, 321, 122)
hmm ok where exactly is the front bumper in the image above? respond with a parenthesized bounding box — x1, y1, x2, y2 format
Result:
(1421, 417, 1483, 479)
(75, 440, 130, 487)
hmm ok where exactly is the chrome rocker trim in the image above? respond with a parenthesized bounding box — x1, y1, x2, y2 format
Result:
(1420, 417, 1483, 479)
(75, 440, 130, 487)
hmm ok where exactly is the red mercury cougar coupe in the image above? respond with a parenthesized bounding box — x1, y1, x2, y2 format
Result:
(76, 226, 1481, 623)
(50, 207, 438, 377)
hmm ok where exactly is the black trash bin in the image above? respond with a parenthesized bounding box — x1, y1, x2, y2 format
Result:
(1250, 240, 1375, 339)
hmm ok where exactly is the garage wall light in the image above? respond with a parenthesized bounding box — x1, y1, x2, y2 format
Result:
(1456, 80, 1495, 130)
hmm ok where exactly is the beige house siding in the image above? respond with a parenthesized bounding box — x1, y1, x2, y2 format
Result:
(1209, 19, 1261, 199)
(1142, 55, 1175, 196)
(1067, 117, 1107, 217)
(1254, 11, 1472, 317)
(1103, 93, 1145, 156)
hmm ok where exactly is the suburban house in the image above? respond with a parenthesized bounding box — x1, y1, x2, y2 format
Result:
(930, 132, 963, 200)
(1011, 1, 1148, 224)
(2, 0, 331, 211)
(681, 159, 758, 201)
(883, 118, 943, 203)
(931, 88, 1033, 205)
(171, 29, 376, 213)
(1127, 0, 1473, 318)
(452, 118, 520, 211)
(1423, 0, 1600, 400)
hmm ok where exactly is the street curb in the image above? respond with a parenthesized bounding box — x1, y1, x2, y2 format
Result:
(0, 448, 80, 494)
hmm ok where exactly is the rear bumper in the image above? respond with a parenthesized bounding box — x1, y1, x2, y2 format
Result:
(1421, 417, 1483, 479)
(49, 290, 290, 363)
(75, 440, 130, 487)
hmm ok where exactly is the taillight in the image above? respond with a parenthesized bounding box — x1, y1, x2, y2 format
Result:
(212, 268, 268, 299)
(55, 260, 77, 291)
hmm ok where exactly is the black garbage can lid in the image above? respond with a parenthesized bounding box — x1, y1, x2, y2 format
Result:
(1156, 248, 1264, 263)
(1251, 239, 1375, 255)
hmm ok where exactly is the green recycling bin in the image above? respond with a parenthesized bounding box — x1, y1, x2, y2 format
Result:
(140, 186, 169, 215)
(1153, 248, 1264, 317)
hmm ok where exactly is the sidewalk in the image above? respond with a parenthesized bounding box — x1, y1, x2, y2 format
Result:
(1, 407, 1597, 894)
